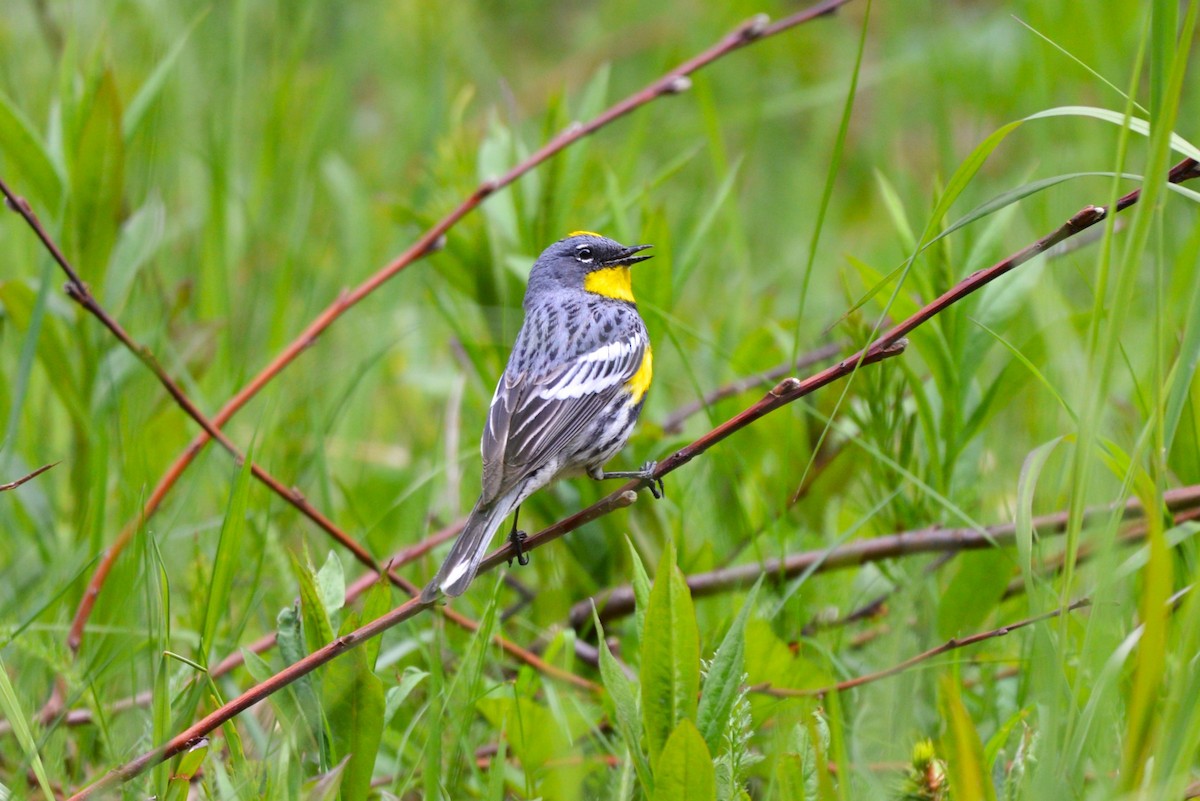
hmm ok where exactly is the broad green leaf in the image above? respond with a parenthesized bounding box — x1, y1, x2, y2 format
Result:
(652, 719, 715, 801)
(940, 675, 997, 801)
(314, 550, 346, 619)
(68, 67, 125, 278)
(641, 540, 700, 766)
(593, 606, 653, 795)
(0, 88, 63, 208)
(788, 712, 833, 801)
(323, 612, 385, 801)
(696, 580, 760, 754)
(200, 451, 254, 664)
(627, 536, 652, 637)
(303, 756, 348, 801)
(361, 574, 392, 668)
(165, 740, 208, 801)
(276, 604, 330, 765)
(383, 666, 429, 726)
(103, 196, 165, 314)
(478, 695, 556, 765)
(936, 550, 1011, 639)
(294, 552, 336, 655)
(242, 647, 312, 745)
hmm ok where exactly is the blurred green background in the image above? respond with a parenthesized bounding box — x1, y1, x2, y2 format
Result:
(2, 0, 1199, 798)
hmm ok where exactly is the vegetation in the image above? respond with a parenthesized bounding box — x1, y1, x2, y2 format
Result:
(1, 1, 1199, 798)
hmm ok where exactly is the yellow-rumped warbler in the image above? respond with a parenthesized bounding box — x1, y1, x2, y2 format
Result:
(421, 232, 662, 601)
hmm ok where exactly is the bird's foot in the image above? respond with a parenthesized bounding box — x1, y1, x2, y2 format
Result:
(595, 460, 664, 499)
(507, 529, 530, 567)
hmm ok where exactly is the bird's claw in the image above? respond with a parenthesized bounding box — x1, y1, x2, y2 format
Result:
(641, 460, 664, 500)
(507, 529, 530, 567)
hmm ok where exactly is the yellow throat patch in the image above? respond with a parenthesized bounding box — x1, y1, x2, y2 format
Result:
(584, 266, 636, 303)
(626, 345, 653, 405)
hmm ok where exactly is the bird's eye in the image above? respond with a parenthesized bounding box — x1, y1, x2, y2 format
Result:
(575, 246, 593, 263)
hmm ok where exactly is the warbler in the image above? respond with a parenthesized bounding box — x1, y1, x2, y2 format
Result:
(421, 232, 662, 601)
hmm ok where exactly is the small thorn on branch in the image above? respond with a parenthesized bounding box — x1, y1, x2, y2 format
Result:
(665, 75, 692, 94)
(769, 377, 803, 398)
(477, 178, 500, 198)
(740, 13, 771, 40)
(1068, 205, 1106, 231)
(64, 281, 88, 303)
(424, 234, 447, 255)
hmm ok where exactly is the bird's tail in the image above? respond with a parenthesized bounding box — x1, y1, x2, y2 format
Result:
(420, 495, 514, 602)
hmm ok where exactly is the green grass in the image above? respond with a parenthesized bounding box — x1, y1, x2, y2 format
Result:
(2, 1, 1199, 799)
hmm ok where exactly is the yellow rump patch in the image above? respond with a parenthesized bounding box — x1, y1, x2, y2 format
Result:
(568, 230, 603, 238)
(626, 345, 653, 405)
(584, 266, 635, 303)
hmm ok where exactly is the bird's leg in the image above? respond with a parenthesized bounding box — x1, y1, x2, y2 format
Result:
(590, 460, 664, 500)
(506, 505, 530, 567)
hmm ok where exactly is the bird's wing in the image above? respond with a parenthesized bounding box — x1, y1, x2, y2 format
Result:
(479, 331, 646, 504)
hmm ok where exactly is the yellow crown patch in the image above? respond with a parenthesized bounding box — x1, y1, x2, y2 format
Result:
(568, 230, 602, 238)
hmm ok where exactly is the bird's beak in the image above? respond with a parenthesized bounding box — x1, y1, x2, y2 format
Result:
(603, 244, 654, 267)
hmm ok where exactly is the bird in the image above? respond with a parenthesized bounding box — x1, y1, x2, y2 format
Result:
(421, 232, 662, 602)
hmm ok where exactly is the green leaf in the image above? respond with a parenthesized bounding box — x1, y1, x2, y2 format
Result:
(940, 675, 997, 801)
(652, 719, 715, 801)
(0, 654, 55, 801)
(593, 605, 653, 795)
(360, 573, 392, 668)
(0, 88, 64, 208)
(165, 739, 209, 801)
(787, 712, 833, 801)
(123, 8, 209, 142)
(476, 694, 590, 780)
(315, 550, 346, 620)
(936, 550, 1012, 639)
(696, 580, 760, 754)
(68, 67, 125, 278)
(383, 666, 429, 726)
(322, 612, 385, 801)
(294, 552, 336, 655)
(0, 280, 87, 427)
(303, 756, 348, 801)
(1015, 436, 1066, 601)
(641, 539, 700, 766)
(103, 196, 165, 314)
(200, 451, 254, 664)
(627, 535, 652, 638)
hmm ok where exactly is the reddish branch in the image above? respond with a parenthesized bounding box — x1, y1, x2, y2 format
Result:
(54, 0, 857, 661)
(660, 341, 844, 433)
(66, 158, 1200, 801)
(571, 483, 1200, 629)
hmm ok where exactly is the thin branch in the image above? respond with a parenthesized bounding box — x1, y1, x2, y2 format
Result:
(71, 151, 1200, 801)
(753, 598, 1092, 698)
(660, 341, 844, 433)
(44, 33, 1197, 798)
(0, 461, 58, 492)
(52, 0, 856, 661)
(570, 483, 1200, 629)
